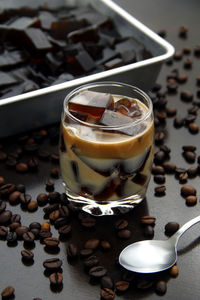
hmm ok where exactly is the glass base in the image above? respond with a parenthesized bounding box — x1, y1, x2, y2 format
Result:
(65, 189, 145, 216)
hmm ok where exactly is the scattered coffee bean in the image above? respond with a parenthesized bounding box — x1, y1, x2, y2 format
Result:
(49, 210, 60, 222)
(182, 145, 196, 152)
(37, 193, 48, 206)
(140, 216, 156, 226)
(89, 265, 107, 278)
(155, 280, 167, 295)
(151, 165, 165, 175)
(165, 222, 179, 236)
(136, 279, 154, 290)
(183, 151, 196, 163)
(50, 167, 59, 178)
(39, 229, 52, 240)
(41, 222, 51, 231)
(44, 237, 60, 248)
(1, 286, 15, 298)
(115, 219, 128, 230)
(45, 179, 55, 191)
(115, 280, 129, 292)
(8, 191, 21, 204)
(19, 193, 31, 206)
(16, 226, 29, 238)
(181, 185, 196, 197)
(67, 243, 78, 259)
(49, 272, 63, 286)
(187, 167, 198, 178)
(180, 90, 193, 102)
(83, 255, 99, 269)
(101, 276, 114, 289)
(143, 225, 154, 238)
(0, 210, 12, 224)
(84, 238, 100, 250)
(173, 51, 182, 60)
(0, 176, 5, 186)
(154, 185, 166, 196)
(169, 265, 179, 277)
(188, 122, 199, 133)
(117, 229, 131, 239)
(16, 162, 28, 173)
(0, 184, 16, 198)
(179, 25, 188, 38)
(154, 174, 165, 184)
(100, 240, 111, 251)
(48, 191, 60, 203)
(21, 249, 34, 261)
(23, 231, 35, 243)
(0, 226, 8, 238)
(43, 258, 62, 270)
(173, 116, 185, 128)
(177, 73, 188, 83)
(0, 200, 6, 213)
(27, 201, 38, 212)
(58, 224, 72, 236)
(28, 157, 39, 170)
(81, 216, 96, 228)
(7, 231, 18, 244)
(80, 248, 94, 258)
(179, 172, 188, 183)
(9, 222, 21, 231)
(100, 288, 115, 300)
(185, 195, 197, 206)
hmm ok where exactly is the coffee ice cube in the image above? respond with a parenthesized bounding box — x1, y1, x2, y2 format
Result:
(68, 90, 114, 119)
(115, 97, 142, 118)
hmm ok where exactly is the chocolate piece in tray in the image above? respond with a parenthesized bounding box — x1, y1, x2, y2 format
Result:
(104, 57, 124, 70)
(68, 90, 114, 119)
(115, 38, 145, 61)
(0, 71, 18, 88)
(66, 50, 95, 75)
(8, 16, 40, 30)
(67, 25, 99, 44)
(23, 28, 53, 53)
(0, 51, 27, 70)
(38, 11, 57, 31)
(51, 19, 87, 40)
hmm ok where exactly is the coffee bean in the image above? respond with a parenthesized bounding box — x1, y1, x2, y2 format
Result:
(84, 238, 100, 250)
(49, 210, 60, 222)
(23, 231, 35, 243)
(187, 167, 198, 178)
(136, 279, 154, 290)
(177, 73, 188, 83)
(166, 106, 177, 116)
(44, 237, 60, 248)
(179, 25, 188, 38)
(115, 280, 129, 292)
(80, 248, 94, 258)
(173, 51, 182, 60)
(0, 184, 16, 198)
(38, 150, 50, 160)
(154, 150, 166, 164)
(179, 172, 188, 183)
(151, 165, 165, 175)
(7, 231, 18, 244)
(183, 151, 196, 163)
(154, 175, 165, 184)
(21, 249, 34, 260)
(19, 193, 31, 206)
(185, 195, 197, 206)
(154, 131, 165, 144)
(9, 222, 21, 231)
(181, 185, 196, 197)
(1, 286, 15, 298)
(49, 272, 63, 285)
(0, 210, 12, 224)
(169, 265, 179, 277)
(174, 116, 185, 128)
(165, 222, 179, 236)
(28, 157, 39, 170)
(100, 240, 111, 251)
(115, 219, 128, 230)
(100, 288, 115, 300)
(50, 167, 59, 178)
(39, 229, 52, 240)
(37, 193, 48, 206)
(0, 200, 6, 213)
(43, 204, 59, 215)
(183, 57, 192, 69)
(140, 216, 156, 226)
(0, 151, 7, 161)
(43, 258, 62, 270)
(187, 106, 198, 115)
(117, 229, 131, 239)
(89, 265, 107, 278)
(81, 216, 96, 228)
(10, 214, 21, 223)
(45, 179, 54, 191)
(16, 226, 29, 238)
(180, 90, 193, 102)
(83, 255, 99, 268)
(154, 185, 166, 196)
(48, 191, 60, 203)
(29, 222, 41, 230)
(16, 162, 28, 173)
(27, 201, 38, 212)
(67, 243, 78, 258)
(101, 276, 114, 289)
(167, 80, 178, 93)
(0, 176, 5, 186)
(59, 206, 70, 218)
(58, 224, 72, 235)
(54, 217, 68, 229)
(0, 226, 8, 238)
(182, 145, 196, 152)
(143, 225, 154, 238)
(8, 191, 21, 204)
(185, 114, 196, 124)
(188, 122, 199, 133)
(41, 222, 50, 231)
(155, 280, 167, 295)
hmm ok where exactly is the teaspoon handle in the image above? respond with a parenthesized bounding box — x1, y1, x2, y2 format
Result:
(169, 215, 200, 246)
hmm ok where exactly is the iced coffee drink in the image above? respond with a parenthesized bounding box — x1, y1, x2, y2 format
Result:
(60, 82, 154, 215)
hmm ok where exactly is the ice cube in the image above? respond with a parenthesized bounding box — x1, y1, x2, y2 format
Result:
(68, 90, 114, 119)
(115, 97, 142, 118)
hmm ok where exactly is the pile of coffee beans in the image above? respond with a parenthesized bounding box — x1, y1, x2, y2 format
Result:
(0, 24, 200, 300)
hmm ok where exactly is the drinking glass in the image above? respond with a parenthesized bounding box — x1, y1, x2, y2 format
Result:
(59, 82, 154, 216)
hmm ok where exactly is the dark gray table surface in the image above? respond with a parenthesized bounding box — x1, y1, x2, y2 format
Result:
(1, 0, 200, 299)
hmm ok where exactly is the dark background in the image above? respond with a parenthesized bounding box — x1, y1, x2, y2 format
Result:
(1, 0, 200, 299)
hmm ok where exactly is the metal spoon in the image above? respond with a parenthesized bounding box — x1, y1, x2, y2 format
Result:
(119, 215, 200, 273)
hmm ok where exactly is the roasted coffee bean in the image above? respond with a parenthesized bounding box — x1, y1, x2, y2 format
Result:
(43, 203, 59, 215)
(9, 222, 21, 231)
(175, 167, 187, 178)
(183, 151, 196, 163)
(155, 280, 167, 295)
(184, 114, 196, 124)
(154, 150, 166, 164)
(187, 167, 198, 177)
(1, 286, 15, 298)
(177, 73, 188, 83)
(162, 160, 176, 174)
(59, 206, 70, 218)
(45, 179, 54, 191)
(166, 106, 177, 117)
(167, 80, 178, 93)
(41, 222, 51, 231)
(173, 51, 182, 60)
(43, 258, 62, 270)
(0, 200, 6, 213)
(182, 145, 196, 152)
(21, 249, 34, 260)
(100, 288, 115, 300)
(115, 280, 129, 292)
(50, 167, 59, 178)
(154, 131, 165, 144)
(81, 216, 96, 228)
(179, 25, 188, 38)
(143, 225, 154, 238)
(188, 122, 199, 133)
(37, 193, 48, 206)
(60, 193, 69, 205)
(48, 191, 60, 203)
(169, 265, 179, 277)
(0, 151, 7, 161)
(23, 231, 35, 243)
(140, 216, 156, 226)
(154, 185, 166, 196)
(151, 165, 165, 175)
(117, 229, 131, 239)
(179, 172, 188, 183)
(136, 279, 154, 290)
(39, 229, 52, 240)
(16, 226, 29, 238)
(27, 201, 38, 212)
(84, 238, 100, 250)
(19, 193, 31, 206)
(49, 210, 60, 222)
(89, 265, 107, 278)
(49, 272, 63, 285)
(67, 243, 78, 258)
(185, 195, 197, 206)
(115, 219, 128, 230)
(165, 222, 179, 236)
(181, 185, 196, 197)
(29, 222, 41, 230)
(8, 191, 21, 204)
(11, 214, 21, 223)
(180, 90, 193, 102)
(0, 210, 12, 224)
(0, 226, 8, 238)
(100, 240, 111, 251)
(54, 217, 68, 228)
(80, 248, 94, 258)
(101, 276, 114, 289)
(188, 106, 198, 115)
(44, 237, 60, 248)
(183, 57, 192, 69)
(28, 157, 39, 170)
(7, 231, 17, 244)
(154, 175, 165, 184)
(16, 162, 28, 173)
(58, 224, 72, 235)
(83, 255, 99, 268)
(38, 150, 50, 160)
(173, 116, 185, 128)
(0, 184, 16, 197)
(0, 176, 5, 186)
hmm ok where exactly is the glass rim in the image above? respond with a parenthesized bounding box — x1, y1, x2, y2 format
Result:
(63, 81, 153, 130)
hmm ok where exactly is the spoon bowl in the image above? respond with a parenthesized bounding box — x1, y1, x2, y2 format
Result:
(119, 215, 200, 273)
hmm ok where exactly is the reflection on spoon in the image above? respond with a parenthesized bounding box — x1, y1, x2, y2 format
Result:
(119, 215, 200, 273)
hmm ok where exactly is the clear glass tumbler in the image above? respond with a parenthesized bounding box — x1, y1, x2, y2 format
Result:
(59, 82, 154, 216)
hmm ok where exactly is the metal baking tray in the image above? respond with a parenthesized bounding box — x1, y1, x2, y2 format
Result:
(0, 0, 174, 138)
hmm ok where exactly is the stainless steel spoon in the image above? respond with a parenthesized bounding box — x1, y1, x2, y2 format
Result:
(119, 215, 200, 273)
